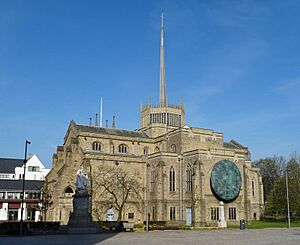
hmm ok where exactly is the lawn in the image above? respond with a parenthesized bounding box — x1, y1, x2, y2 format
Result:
(228, 220, 300, 229)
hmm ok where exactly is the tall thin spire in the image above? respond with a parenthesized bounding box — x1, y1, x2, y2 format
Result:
(159, 13, 167, 107)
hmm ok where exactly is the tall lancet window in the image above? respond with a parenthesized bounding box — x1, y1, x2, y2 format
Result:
(186, 164, 193, 192)
(150, 168, 156, 192)
(169, 166, 175, 192)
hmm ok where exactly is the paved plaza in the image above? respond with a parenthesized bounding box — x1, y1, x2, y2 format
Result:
(1, 228, 300, 245)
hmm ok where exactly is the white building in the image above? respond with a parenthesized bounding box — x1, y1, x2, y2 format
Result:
(0, 155, 50, 222)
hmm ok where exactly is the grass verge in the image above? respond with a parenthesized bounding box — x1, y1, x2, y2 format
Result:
(228, 220, 300, 229)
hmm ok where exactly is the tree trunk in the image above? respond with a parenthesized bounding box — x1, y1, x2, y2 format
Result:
(117, 207, 123, 221)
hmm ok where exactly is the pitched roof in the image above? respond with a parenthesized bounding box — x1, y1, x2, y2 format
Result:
(224, 140, 247, 149)
(0, 179, 44, 191)
(0, 158, 24, 174)
(75, 124, 149, 139)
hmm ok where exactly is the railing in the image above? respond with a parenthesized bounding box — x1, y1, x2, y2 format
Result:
(142, 103, 184, 110)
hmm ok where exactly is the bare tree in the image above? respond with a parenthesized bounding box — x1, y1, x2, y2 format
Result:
(40, 179, 56, 224)
(93, 165, 143, 221)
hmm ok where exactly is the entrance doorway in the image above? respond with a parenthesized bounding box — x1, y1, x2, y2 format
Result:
(186, 207, 192, 226)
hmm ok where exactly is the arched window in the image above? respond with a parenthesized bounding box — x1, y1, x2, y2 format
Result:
(150, 168, 155, 192)
(252, 180, 255, 196)
(155, 147, 160, 152)
(118, 144, 128, 153)
(169, 166, 175, 192)
(186, 164, 193, 192)
(65, 187, 73, 194)
(92, 141, 102, 151)
(64, 187, 74, 197)
(170, 144, 176, 153)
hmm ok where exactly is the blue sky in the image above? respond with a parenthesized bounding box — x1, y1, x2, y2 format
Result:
(1, 0, 300, 168)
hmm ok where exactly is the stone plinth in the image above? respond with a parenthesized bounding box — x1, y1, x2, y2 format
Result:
(60, 192, 102, 234)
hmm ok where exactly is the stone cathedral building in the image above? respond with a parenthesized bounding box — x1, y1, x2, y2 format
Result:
(46, 18, 264, 227)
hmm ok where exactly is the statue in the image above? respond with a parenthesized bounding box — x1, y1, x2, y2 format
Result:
(76, 165, 88, 195)
(61, 164, 102, 233)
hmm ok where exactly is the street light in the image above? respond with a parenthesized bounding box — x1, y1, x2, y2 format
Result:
(285, 168, 291, 229)
(20, 140, 31, 236)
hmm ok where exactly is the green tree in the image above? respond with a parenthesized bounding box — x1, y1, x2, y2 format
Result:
(257, 152, 300, 216)
(253, 156, 286, 202)
(286, 153, 300, 215)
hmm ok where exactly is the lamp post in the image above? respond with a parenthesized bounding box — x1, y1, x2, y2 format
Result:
(285, 168, 291, 229)
(20, 140, 31, 236)
(146, 160, 150, 232)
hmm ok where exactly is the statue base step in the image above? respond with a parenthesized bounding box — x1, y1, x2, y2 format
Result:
(59, 225, 103, 234)
(59, 192, 103, 234)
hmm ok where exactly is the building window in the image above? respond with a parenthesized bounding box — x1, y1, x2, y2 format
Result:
(64, 187, 74, 197)
(252, 180, 255, 196)
(170, 207, 176, 220)
(0, 174, 10, 178)
(169, 166, 175, 192)
(150, 170, 155, 192)
(170, 144, 176, 153)
(128, 213, 134, 219)
(92, 141, 102, 151)
(152, 207, 156, 221)
(186, 164, 193, 192)
(118, 144, 128, 153)
(229, 207, 237, 220)
(211, 207, 219, 221)
(28, 166, 40, 172)
(143, 147, 149, 155)
(7, 192, 13, 199)
(0, 192, 5, 199)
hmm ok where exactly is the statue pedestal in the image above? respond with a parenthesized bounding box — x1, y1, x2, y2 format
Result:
(60, 192, 102, 234)
(218, 201, 227, 228)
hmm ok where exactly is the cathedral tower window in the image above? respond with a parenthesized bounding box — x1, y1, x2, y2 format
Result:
(118, 144, 128, 153)
(169, 166, 175, 191)
(186, 164, 193, 192)
(92, 141, 102, 151)
(170, 144, 176, 153)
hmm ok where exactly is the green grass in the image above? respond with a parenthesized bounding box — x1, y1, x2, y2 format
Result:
(228, 220, 300, 229)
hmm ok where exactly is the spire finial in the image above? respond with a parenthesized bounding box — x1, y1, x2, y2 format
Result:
(95, 113, 98, 127)
(159, 13, 167, 107)
(112, 116, 116, 128)
(161, 12, 164, 28)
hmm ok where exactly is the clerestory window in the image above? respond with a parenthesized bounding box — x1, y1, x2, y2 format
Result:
(118, 144, 128, 154)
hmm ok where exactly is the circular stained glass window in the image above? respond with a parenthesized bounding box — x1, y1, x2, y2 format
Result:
(210, 160, 242, 202)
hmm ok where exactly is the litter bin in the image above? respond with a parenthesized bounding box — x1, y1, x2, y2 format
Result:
(240, 219, 245, 230)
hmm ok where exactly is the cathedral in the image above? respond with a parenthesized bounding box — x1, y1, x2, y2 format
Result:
(45, 17, 264, 227)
